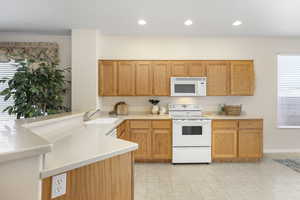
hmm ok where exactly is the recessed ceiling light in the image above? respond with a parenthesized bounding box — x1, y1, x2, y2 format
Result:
(184, 19, 193, 26)
(232, 20, 242, 26)
(138, 19, 147, 26)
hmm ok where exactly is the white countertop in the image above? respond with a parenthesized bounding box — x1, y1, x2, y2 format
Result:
(40, 112, 262, 178)
(0, 111, 262, 179)
(0, 120, 51, 163)
(41, 120, 138, 178)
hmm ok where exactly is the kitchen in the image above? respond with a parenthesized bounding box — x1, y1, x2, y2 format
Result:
(0, 56, 268, 200)
(99, 59, 262, 163)
(1, 1, 300, 200)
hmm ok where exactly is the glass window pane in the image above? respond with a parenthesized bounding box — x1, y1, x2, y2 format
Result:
(278, 55, 300, 127)
(175, 84, 195, 93)
(182, 126, 202, 135)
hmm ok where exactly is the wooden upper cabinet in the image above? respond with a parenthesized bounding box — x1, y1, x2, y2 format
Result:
(135, 61, 153, 96)
(170, 61, 188, 76)
(118, 61, 136, 96)
(206, 61, 230, 96)
(187, 61, 206, 77)
(230, 60, 254, 96)
(98, 59, 254, 97)
(99, 60, 117, 96)
(152, 61, 170, 96)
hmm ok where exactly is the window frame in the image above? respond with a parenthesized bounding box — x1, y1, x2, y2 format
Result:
(277, 54, 300, 129)
(0, 61, 18, 121)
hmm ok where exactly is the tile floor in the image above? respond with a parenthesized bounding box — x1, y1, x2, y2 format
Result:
(134, 154, 300, 200)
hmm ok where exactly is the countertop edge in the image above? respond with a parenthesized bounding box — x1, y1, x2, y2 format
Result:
(0, 143, 52, 164)
(40, 143, 138, 179)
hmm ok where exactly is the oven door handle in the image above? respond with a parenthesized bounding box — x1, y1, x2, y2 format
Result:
(173, 119, 204, 123)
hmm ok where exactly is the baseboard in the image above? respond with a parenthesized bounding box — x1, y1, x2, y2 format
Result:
(264, 149, 300, 153)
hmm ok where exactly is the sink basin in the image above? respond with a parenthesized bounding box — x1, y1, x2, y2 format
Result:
(85, 118, 119, 125)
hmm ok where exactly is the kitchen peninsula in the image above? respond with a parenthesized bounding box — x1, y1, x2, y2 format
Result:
(0, 110, 262, 200)
(0, 113, 138, 200)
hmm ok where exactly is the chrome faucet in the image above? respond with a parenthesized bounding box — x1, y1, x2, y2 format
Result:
(83, 109, 101, 121)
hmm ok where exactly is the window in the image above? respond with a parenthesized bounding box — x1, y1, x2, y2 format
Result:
(278, 55, 300, 128)
(0, 61, 17, 121)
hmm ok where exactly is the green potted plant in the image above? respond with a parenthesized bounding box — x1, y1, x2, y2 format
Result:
(0, 59, 70, 119)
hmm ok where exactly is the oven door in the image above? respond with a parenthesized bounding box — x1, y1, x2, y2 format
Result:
(171, 78, 198, 96)
(173, 120, 211, 147)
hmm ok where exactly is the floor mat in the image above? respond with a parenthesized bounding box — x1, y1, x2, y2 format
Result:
(273, 159, 300, 173)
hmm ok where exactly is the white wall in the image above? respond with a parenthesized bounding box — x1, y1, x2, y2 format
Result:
(71, 29, 99, 112)
(98, 35, 300, 151)
(0, 32, 72, 108)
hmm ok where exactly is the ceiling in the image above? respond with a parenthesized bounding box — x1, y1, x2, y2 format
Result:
(1, 0, 300, 36)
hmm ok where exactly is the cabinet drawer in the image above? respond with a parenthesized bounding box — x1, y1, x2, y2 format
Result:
(239, 120, 262, 129)
(152, 120, 171, 129)
(213, 120, 238, 129)
(130, 120, 151, 129)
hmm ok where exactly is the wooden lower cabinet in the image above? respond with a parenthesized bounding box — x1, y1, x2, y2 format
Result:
(151, 120, 172, 161)
(117, 120, 172, 162)
(117, 121, 130, 140)
(212, 129, 238, 159)
(212, 119, 263, 162)
(238, 129, 262, 159)
(42, 152, 134, 200)
(130, 128, 152, 161)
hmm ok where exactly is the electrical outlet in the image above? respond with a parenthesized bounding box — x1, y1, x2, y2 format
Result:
(51, 173, 67, 199)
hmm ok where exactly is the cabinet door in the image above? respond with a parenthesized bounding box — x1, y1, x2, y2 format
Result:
(135, 61, 153, 96)
(152, 61, 170, 96)
(117, 121, 129, 141)
(230, 61, 254, 96)
(212, 129, 238, 159)
(170, 61, 188, 76)
(238, 129, 262, 159)
(206, 61, 230, 96)
(151, 121, 172, 161)
(187, 61, 206, 77)
(118, 61, 136, 96)
(99, 60, 118, 96)
(130, 128, 152, 161)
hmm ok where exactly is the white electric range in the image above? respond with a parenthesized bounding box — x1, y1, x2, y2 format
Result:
(169, 104, 212, 164)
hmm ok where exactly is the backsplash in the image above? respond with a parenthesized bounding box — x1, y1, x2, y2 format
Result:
(100, 96, 253, 113)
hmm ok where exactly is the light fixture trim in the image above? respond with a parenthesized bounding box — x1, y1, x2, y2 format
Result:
(138, 19, 147, 26)
(232, 20, 242, 26)
(184, 19, 193, 26)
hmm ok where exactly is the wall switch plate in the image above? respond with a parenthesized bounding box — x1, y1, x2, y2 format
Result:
(51, 173, 67, 199)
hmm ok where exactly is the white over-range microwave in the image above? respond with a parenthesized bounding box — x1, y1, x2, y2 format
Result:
(171, 77, 207, 96)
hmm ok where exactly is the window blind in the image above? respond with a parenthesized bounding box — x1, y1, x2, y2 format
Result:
(278, 55, 300, 128)
(0, 62, 17, 121)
